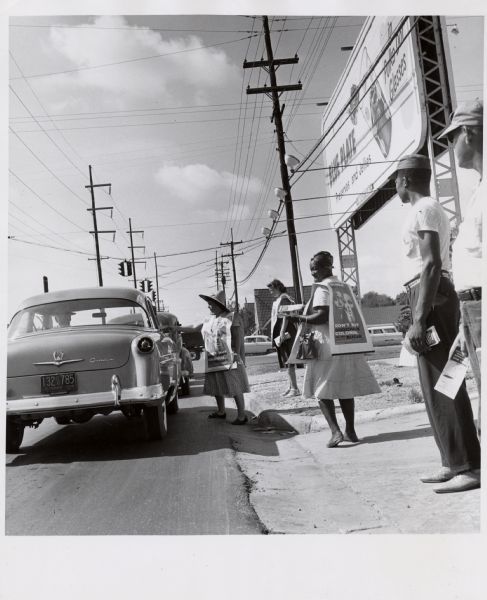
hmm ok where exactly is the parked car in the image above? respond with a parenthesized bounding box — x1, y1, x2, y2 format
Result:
(367, 323, 403, 346)
(157, 311, 192, 397)
(6, 287, 180, 452)
(244, 335, 275, 355)
(179, 327, 204, 361)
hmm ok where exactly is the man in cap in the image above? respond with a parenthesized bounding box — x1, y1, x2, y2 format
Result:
(395, 153, 480, 493)
(439, 99, 483, 440)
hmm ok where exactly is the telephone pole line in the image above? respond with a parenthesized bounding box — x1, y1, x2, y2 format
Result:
(221, 228, 243, 312)
(154, 252, 160, 311)
(126, 218, 145, 289)
(244, 15, 303, 303)
(85, 165, 113, 287)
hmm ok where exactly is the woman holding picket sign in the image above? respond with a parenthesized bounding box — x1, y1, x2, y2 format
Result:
(286, 251, 380, 447)
(195, 290, 250, 425)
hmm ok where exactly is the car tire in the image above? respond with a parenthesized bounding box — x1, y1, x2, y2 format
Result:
(55, 416, 71, 425)
(6, 419, 25, 453)
(167, 390, 179, 415)
(144, 402, 167, 440)
(180, 376, 190, 397)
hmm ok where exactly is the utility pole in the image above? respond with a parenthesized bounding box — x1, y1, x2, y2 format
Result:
(154, 252, 160, 311)
(85, 165, 113, 287)
(43, 276, 48, 293)
(126, 218, 145, 289)
(221, 228, 243, 313)
(244, 15, 303, 303)
(215, 251, 219, 290)
(220, 258, 230, 295)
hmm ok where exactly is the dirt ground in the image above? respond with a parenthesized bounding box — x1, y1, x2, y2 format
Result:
(247, 359, 477, 415)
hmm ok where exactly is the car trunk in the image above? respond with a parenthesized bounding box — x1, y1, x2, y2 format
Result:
(8, 328, 136, 377)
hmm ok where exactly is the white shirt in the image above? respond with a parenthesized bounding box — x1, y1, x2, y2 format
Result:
(452, 179, 484, 290)
(401, 196, 451, 282)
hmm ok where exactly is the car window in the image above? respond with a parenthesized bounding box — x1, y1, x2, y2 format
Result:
(246, 337, 254, 343)
(383, 327, 397, 334)
(8, 298, 151, 339)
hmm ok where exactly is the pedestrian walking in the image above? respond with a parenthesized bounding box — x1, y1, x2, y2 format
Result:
(287, 251, 380, 447)
(439, 99, 483, 439)
(196, 290, 250, 425)
(394, 153, 480, 493)
(267, 279, 300, 397)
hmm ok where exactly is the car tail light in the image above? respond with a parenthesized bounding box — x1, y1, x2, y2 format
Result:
(137, 337, 154, 353)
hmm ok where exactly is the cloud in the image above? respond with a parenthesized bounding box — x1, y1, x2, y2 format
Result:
(36, 16, 241, 111)
(154, 162, 261, 218)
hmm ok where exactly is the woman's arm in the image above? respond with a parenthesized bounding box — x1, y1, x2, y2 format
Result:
(290, 306, 329, 326)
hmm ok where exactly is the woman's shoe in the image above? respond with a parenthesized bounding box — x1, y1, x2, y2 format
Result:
(281, 388, 291, 397)
(286, 388, 301, 397)
(208, 412, 226, 419)
(327, 431, 344, 448)
(231, 416, 248, 425)
(344, 429, 360, 443)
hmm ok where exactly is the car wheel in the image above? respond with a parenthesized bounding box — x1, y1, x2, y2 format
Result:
(6, 419, 25, 453)
(144, 402, 167, 440)
(167, 390, 179, 415)
(55, 416, 71, 425)
(180, 376, 190, 397)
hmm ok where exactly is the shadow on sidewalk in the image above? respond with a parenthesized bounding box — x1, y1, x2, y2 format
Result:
(360, 425, 432, 444)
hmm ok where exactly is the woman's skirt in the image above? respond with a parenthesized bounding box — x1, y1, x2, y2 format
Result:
(204, 355, 250, 397)
(277, 336, 294, 369)
(303, 353, 380, 400)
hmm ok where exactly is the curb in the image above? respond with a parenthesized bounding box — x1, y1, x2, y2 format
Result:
(247, 395, 427, 434)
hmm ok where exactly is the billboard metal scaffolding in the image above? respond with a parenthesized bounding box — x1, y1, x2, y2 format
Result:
(336, 16, 462, 297)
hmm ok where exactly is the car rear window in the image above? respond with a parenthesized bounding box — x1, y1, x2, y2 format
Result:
(8, 298, 151, 339)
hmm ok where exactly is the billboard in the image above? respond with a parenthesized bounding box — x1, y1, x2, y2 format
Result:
(321, 17, 427, 230)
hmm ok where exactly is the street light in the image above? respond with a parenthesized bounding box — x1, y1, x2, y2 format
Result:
(284, 154, 300, 172)
(261, 226, 272, 238)
(274, 187, 287, 199)
(268, 209, 279, 221)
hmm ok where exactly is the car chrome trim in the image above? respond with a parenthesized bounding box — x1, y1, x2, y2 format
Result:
(6, 383, 164, 414)
(33, 358, 85, 367)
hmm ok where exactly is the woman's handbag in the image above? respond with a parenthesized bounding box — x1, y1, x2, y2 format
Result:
(296, 328, 318, 360)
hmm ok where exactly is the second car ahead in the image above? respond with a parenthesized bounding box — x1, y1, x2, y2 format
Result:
(244, 335, 275, 355)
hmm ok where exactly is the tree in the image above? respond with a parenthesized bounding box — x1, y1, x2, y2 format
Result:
(361, 291, 395, 307)
(395, 291, 409, 306)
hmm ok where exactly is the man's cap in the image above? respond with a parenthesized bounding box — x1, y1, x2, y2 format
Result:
(390, 153, 431, 180)
(439, 99, 483, 140)
(199, 289, 227, 312)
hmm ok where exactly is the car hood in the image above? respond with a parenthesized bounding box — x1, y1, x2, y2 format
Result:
(7, 327, 155, 377)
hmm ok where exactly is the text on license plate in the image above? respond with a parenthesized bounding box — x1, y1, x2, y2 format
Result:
(41, 372, 77, 394)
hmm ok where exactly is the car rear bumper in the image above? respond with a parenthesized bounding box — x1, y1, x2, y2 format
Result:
(6, 383, 163, 415)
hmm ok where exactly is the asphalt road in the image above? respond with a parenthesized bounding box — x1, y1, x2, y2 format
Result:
(5, 379, 265, 536)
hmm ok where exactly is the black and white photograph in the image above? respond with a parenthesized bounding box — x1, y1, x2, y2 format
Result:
(1, 1, 485, 599)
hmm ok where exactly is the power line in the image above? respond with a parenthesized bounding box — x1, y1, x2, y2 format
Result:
(9, 34, 259, 80)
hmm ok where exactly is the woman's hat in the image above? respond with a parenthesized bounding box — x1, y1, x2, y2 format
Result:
(199, 289, 227, 312)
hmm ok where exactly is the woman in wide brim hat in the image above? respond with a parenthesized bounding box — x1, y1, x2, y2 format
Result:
(193, 290, 250, 425)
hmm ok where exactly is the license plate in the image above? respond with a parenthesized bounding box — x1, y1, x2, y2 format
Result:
(41, 372, 77, 395)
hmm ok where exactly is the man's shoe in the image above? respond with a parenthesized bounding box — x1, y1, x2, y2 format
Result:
(420, 467, 454, 483)
(433, 471, 480, 494)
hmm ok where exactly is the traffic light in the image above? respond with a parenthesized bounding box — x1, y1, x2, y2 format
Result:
(139, 280, 147, 292)
(151, 290, 156, 302)
(118, 260, 133, 277)
(147, 280, 153, 292)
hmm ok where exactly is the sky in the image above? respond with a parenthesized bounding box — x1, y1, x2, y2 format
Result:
(4, 8, 485, 330)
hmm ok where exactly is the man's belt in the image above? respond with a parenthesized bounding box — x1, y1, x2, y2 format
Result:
(403, 271, 451, 291)
(457, 287, 482, 301)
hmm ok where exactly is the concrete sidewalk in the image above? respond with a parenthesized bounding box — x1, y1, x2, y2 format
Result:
(234, 401, 480, 534)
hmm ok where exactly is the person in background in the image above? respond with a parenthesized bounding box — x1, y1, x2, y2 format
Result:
(287, 251, 380, 448)
(439, 99, 483, 439)
(193, 290, 250, 425)
(267, 279, 300, 397)
(394, 153, 480, 493)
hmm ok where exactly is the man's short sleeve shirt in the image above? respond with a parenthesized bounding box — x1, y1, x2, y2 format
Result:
(401, 196, 451, 282)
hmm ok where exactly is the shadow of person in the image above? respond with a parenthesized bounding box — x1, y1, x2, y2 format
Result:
(360, 425, 432, 445)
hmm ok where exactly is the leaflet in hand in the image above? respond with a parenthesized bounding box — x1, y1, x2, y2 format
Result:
(434, 334, 469, 399)
(403, 325, 440, 355)
(277, 303, 304, 318)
